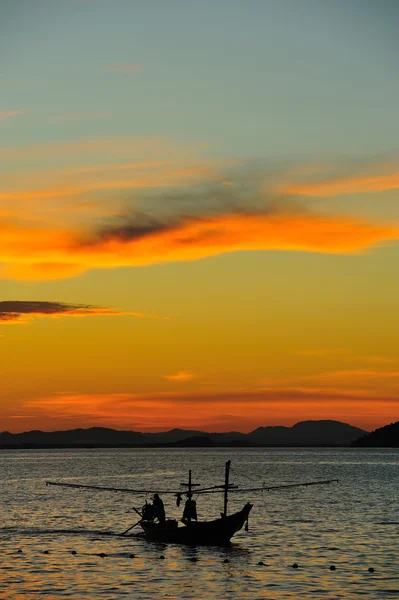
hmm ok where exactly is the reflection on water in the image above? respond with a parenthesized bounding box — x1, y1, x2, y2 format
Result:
(1, 448, 398, 599)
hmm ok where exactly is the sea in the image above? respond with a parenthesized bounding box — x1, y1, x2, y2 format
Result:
(1, 448, 398, 599)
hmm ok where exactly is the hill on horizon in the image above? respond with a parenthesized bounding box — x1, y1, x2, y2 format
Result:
(352, 421, 399, 448)
(0, 419, 366, 447)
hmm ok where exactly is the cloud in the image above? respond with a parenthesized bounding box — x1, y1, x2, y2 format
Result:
(0, 166, 214, 201)
(106, 63, 144, 74)
(0, 209, 397, 280)
(278, 161, 399, 197)
(163, 371, 197, 382)
(1, 137, 398, 280)
(0, 301, 165, 324)
(0, 109, 24, 121)
(96, 210, 398, 255)
(302, 369, 399, 382)
(0, 137, 222, 207)
(294, 369, 399, 397)
(362, 356, 399, 364)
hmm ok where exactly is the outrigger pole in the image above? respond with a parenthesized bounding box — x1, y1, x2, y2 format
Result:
(227, 479, 339, 493)
(45, 481, 182, 495)
(46, 477, 338, 496)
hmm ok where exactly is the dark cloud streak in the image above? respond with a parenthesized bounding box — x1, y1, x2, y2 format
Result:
(0, 301, 97, 320)
(92, 176, 301, 245)
(0, 301, 159, 323)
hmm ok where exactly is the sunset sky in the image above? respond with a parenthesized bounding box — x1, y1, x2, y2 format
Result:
(1, 0, 398, 433)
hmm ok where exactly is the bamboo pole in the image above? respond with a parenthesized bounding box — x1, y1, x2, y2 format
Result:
(223, 460, 231, 518)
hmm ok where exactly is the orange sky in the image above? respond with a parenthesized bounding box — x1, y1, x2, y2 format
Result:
(2, 389, 397, 433)
(1, 141, 399, 433)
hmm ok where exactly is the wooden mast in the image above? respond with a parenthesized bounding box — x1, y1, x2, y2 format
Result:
(187, 469, 192, 521)
(188, 469, 192, 499)
(223, 460, 231, 518)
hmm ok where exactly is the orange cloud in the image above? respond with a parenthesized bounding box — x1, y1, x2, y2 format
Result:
(0, 137, 226, 217)
(362, 356, 399, 364)
(280, 164, 399, 197)
(163, 371, 197, 381)
(0, 210, 397, 280)
(1, 138, 398, 281)
(302, 369, 399, 383)
(0, 166, 214, 201)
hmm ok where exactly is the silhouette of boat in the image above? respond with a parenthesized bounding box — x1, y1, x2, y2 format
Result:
(139, 502, 253, 545)
(46, 460, 337, 546)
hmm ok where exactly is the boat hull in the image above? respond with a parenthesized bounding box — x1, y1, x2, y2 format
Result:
(140, 503, 253, 546)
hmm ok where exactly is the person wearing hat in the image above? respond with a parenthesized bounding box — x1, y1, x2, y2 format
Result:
(152, 493, 166, 524)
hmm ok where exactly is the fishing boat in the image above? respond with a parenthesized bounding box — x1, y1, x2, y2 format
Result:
(139, 503, 253, 545)
(46, 460, 337, 546)
(137, 461, 252, 545)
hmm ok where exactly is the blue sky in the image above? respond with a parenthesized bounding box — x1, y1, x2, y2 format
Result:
(2, 0, 399, 157)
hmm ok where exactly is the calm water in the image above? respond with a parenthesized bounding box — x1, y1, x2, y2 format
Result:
(1, 448, 398, 599)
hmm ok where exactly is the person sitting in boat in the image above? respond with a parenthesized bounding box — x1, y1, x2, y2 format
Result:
(142, 500, 155, 522)
(152, 493, 166, 524)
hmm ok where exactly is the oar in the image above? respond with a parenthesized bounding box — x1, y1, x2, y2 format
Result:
(121, 518, 142, 536)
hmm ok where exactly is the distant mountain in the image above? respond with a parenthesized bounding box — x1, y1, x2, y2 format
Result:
(352, 422, 399, 448)
(0, 420, 367, 448)
(248, 425, 292, 445)
(248, 420, 365, 446)
(0, 427, 205, 447)
(0, 427, 143, 446)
